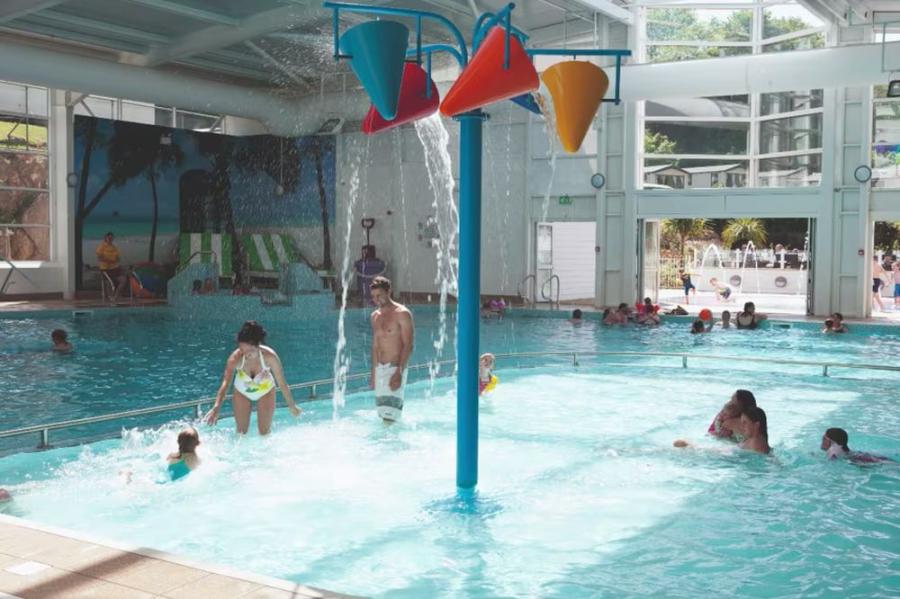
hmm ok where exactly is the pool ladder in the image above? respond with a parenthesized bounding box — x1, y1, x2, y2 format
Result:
(541, 275, 561, 310)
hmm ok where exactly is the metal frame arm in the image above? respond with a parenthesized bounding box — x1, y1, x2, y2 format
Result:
(526, 48, 632, 105)
(324, 1, 468, 65)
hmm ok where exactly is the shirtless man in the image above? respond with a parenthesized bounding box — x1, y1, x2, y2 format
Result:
(369, 276, 414, 423)
(872, 255, 888, 312)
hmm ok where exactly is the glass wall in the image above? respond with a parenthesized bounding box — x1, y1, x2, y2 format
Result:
(640, 2, 826, 189)
(873, 84, 900, 188)
(0, 81, 50, 261)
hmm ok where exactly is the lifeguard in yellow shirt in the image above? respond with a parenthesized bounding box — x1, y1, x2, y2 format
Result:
(95, 231, 127, 301)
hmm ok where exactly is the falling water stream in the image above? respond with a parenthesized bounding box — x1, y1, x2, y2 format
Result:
(393, 128, 412, 293)
(414, 114, 459, 390)
(331, 136, 370, 414)
(536, 89, 559, 223)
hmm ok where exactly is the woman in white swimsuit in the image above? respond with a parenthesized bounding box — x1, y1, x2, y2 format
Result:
(205, 320, 301, 434)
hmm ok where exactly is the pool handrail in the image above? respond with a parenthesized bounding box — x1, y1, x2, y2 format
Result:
(3, 351, 900, 448)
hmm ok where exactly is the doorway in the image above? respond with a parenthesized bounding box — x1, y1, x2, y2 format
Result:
(872, 219, 900, 320)
(642, 217, 814, 316)
(534, 221, 596, 304)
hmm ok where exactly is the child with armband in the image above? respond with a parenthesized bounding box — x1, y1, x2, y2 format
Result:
(479, 353, 498, 396)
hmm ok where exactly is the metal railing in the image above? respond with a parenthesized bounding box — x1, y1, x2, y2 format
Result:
(541, 274, 560, 310)
(0, 359, 454, 449)
(176, 250, 219, 274)
(2, 351, 898, 450)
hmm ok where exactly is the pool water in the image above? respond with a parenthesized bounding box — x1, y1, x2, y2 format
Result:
(3, 308, 900, 441)
(1, 358, 898, 598)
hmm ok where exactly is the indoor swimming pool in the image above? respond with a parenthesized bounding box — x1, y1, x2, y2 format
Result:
(0, 309, 898, 597)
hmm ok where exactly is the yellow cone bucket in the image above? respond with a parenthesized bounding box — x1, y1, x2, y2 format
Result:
(541, 61, 609, 153)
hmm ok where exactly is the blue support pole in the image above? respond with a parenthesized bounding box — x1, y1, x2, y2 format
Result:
(456, 111, 485, 490)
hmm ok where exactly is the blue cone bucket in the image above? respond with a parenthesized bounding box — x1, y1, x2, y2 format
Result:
(340, 21, 409, 120)
(510, 92, 542, 115)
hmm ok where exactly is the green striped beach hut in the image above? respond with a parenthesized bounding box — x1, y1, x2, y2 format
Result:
(178, 233, 301, 278)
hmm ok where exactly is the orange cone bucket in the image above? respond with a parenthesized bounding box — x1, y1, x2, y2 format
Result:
(362, 63, 439, 134)
(440, 26, 538, 117)
(541, 61, 609, 153)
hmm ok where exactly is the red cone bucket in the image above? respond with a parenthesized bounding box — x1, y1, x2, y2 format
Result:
(362, 63, 439, 135)
(440, 26, 538, 117)
(541, 61, 609, 153)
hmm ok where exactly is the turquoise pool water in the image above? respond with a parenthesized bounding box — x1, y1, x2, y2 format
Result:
(2, 308, 900, 452)
(1, 309, 899, 597)
(0, 361, 897, 598)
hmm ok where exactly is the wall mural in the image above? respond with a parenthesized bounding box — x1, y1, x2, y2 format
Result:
(73, 115, 335, 290)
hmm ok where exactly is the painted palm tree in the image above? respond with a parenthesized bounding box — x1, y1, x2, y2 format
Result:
(193, 133, 245, 284)
(722, 218, 767, 249)
(105, 122, 183, 262)
(311, 137, 333, 271)
(661, 218, 710, 267)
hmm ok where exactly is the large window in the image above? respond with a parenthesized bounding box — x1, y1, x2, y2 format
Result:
(640, 2, 825, 189)
(873, 85, 900, 189)
(0, 81, 50, 261)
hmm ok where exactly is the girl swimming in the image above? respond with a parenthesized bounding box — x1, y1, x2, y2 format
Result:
(166, 427, 201, 481)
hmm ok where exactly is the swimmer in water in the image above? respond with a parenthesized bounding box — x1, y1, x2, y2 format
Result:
(479, 353, 498, 396)
(690, 319, 712, 334)
(821, 427, 891, 464)
(51, 329, 72, 352)
(708, 389, 757, 441)
(369, 276, 414, 424)
(675, 389, 757, 448)
(166, 427, 201, 481)
(205, 320, 302, 435)
(739, 406, 771, 454)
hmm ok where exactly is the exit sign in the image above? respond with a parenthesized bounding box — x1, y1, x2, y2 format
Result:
(558, 195, 572, 205)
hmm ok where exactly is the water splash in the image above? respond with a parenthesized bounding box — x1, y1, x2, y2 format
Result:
(535, 90, 559, 223)
(393, 128, 412, 293)
(332, 136, 370, 414)
(737, 241, 761, 296)
(414, 114, 459, 390)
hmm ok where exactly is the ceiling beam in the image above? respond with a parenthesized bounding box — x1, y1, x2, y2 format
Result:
(0, 0, 67, 23)
(244, 41, 313, 91)
(139, 3, 328, 67)
(36, 9, 170, 43)
(568, 0, 633, 25)
(120, 0, 239, 27)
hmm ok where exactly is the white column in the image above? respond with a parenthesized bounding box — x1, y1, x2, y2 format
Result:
(49, 88, 75, 299)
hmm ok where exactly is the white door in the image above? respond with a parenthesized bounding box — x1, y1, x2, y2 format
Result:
(548, 221, 596, 302)
(535, 223, 553, 304)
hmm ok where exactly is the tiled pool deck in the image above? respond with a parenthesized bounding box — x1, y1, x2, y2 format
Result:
(0, 515, 350, 599)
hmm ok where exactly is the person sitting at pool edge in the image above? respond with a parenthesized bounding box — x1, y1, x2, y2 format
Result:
(205, 320, 302, 435)
(51, 329, 72, 352)
(167, 427, 201, 481)
(709, 389, 757, 442)
(736, 302, 767, 330)
(740, 406, 771, 454)
(369, 276, 414, 424)
(479, 353, 498, 396)
(821, 427, 891, 463)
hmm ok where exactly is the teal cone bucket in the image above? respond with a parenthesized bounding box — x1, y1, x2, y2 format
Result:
(340, 21, 409, 120)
